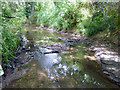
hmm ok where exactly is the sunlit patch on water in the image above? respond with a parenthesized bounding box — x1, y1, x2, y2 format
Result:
(34, 52, 61, 69)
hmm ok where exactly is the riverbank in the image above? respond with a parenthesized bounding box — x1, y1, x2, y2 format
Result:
(1, 35, 35, 88)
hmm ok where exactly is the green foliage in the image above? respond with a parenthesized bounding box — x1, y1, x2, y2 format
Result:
(29, 1, 78, 30)
(83, 2, 119, 36)
(29, 1, 119, 36)
(24, 2, 36, 18)
(1, 2, 25, 65)
(1, 18, 23, 64)
(2, 2, 25, 18)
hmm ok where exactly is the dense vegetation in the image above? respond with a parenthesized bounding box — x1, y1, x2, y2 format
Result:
(1, 1, 119, 67)
(1, 2, 25, 67)
(28, 2, 119, 36)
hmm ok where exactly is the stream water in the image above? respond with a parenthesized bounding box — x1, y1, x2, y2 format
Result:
(6, 26, 119, 88)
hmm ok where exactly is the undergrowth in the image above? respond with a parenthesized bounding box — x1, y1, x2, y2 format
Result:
(29, 2, 119, 36)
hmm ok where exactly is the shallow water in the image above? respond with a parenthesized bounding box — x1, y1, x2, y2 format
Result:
(6, 26, 119, 88)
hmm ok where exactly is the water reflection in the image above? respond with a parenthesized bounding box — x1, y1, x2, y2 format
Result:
(34, 50, 61, 70)
(34, 47, 107, 87)
(33, 38, 118, 87)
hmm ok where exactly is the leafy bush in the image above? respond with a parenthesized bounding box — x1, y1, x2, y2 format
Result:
(1, 17, 23, 64)
(29, 1, 78, 30)
(29, 1, 119, 36)
(1, 2, 25, 66)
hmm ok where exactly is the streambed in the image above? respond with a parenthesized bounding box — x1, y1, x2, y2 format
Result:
(5, 25, 119, 88)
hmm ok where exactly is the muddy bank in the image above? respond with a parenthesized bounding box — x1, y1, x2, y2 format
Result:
(1, 35, 35, 88)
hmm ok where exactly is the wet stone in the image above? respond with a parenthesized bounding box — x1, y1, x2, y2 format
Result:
(92, 46, 120, 85)
(41, 43, 69, 52)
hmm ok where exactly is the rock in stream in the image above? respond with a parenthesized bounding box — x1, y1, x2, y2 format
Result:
(91, 46, 120, 86)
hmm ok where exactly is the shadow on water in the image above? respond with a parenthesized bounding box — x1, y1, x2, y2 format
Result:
(6, 25, 119, 88)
